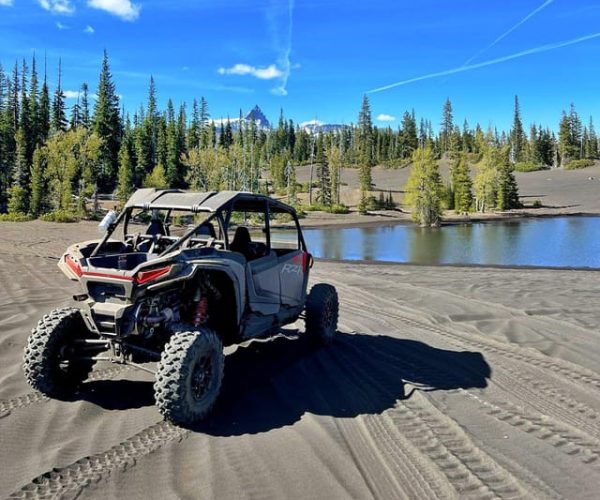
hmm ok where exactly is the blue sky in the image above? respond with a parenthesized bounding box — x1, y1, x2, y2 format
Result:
(1, 0, 599, 131)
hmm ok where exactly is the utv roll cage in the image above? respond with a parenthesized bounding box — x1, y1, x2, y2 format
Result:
(91, 189, 307, 258)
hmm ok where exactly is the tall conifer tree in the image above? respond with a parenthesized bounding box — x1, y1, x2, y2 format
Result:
(93, 50, 121, 191)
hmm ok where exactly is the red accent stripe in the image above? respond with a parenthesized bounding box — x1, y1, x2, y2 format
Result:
(66, 255, 83, 277)
(82, 271, 134, 281)
(134, 265, 172, 284)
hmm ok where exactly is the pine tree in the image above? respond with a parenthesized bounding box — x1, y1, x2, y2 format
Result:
(30, 145, 47, 215)
(29, 54, 40, 148)
(473, 134, 498, 212)
(585, 116, 598, 159)
(317, 152, 331, 206)
(93, 50, 122, 191)
(400, 110, 418, 158)
(510, 95, 526, 163)
(145, 76, 158, 165)
(80, 82, 90, 127)
(357, 95, 374, 213)
(403, 146, 444, 226)
(9, 62, 19, 131)
(570, 104, 583, 159)
(222, 119, 233, 149)
(19, 59, 33, 165)
(462, 119, 473, 152)
(558, 107, 582, 166)
(189, 98, 201, 149)
(451, 153, 473, 214)
(38, 70, 50, 142)
(51, 59, 67, 133)
(70, 95, 81, 129)
(116, 139, 135, 202)
(8, 127, 30, 213)
(199, 97, 211, 149)
(441, 98, 453, 153)
(165, 99, 184, 187)
(326, 142, 342, 205)
(0, 64, 16, 211)
(496, 146, 519, 210)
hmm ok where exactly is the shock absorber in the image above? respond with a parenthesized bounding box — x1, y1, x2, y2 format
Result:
(193, 296, 208, 327)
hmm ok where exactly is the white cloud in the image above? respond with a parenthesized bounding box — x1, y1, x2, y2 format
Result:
(0, 0, 14, 7)
(38, 0, 74, 15)
(87, 0, 140, 21)
(63, 90, 81, 99)
(56, 21, 69, 29)
(84, 25, 95, 34)
(377, 114, 396, 122)
(218, 63, 283, 80)
(270, 85, 287, 96)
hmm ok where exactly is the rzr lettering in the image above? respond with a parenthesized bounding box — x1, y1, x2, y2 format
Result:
(282, 263, 302, 275)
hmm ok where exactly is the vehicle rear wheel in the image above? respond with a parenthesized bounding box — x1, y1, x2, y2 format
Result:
(23, 307, 96, 398)
(154, 328, 224, 425)
(305, 283, 339, 345)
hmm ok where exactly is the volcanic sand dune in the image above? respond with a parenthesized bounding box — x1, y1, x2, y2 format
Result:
(1, 222, 600, 499)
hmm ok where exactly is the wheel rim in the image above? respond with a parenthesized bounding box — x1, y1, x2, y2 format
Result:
(57, 341, 77, 373)
(191, 355, 213, 401)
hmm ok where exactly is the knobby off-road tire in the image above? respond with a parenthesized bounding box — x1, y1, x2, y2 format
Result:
(154, 328, 224, 426)
(23, 307, 96, 398)
(305, 283, 339, 345)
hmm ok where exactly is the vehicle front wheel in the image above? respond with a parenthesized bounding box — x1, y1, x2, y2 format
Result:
(23, 307, 96, 398)
(305, 283, 339, 345)
(154, 328, 224, 425)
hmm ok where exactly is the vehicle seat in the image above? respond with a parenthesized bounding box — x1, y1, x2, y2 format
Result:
(197, 221, 216, 238)
(146, 219, 168, 237)
(230, 226, 252, 259)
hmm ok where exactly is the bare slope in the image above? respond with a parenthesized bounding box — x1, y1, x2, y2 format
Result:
(296, 162, 600, 214)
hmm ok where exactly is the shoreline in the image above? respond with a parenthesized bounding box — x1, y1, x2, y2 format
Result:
(298, 205, 599, 229)
(1, 205, 598, 233)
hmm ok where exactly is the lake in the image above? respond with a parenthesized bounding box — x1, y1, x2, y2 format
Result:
(300, 216, 600, 268)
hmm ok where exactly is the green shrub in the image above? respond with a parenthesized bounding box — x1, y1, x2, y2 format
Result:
(297, 203, 349, 214)
(329, 204, 350, 214)
(0, 212, 34, 222)
(564, 158, 595, 170)
(40, 210, 80, 223)
(532, 199, 543, 208)
(514, 162, 545, 172)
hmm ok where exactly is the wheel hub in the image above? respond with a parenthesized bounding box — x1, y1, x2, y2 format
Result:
(191, 355, 213, 400)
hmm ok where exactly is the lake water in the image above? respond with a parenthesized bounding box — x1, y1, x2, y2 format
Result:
(300, 216, 600, 268)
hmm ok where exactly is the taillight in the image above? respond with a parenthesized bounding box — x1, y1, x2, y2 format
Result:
(302, 252, 313, 273)
(65, 255, 83, 277)
(135, 265, 172, 285)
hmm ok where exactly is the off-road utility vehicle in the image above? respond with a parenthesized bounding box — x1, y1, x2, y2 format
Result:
(24, 189, 338, 425)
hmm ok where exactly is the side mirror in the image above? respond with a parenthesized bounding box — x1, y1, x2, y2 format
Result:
(98, 210, 117, 232)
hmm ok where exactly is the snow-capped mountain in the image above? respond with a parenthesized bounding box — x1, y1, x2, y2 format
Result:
(245, 105, 270, 129)
(300, 120, 348, 134)
(211, 105, 271, 131)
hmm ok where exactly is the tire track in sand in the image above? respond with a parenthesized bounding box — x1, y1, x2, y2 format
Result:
(330, 340, 535, 499)
(0, 366, 129, 418)
(341, 295, 600, 448)
(7, 420, 188, 499)
(343, 303, 600, 440)
(340, 287, 600, 393)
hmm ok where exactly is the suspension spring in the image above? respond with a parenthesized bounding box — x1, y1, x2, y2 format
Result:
(193, 297, 208, 327)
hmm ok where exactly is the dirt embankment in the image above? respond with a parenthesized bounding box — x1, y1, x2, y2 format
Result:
(0, 222, 599, 498)
(293, 162, 600, 228)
